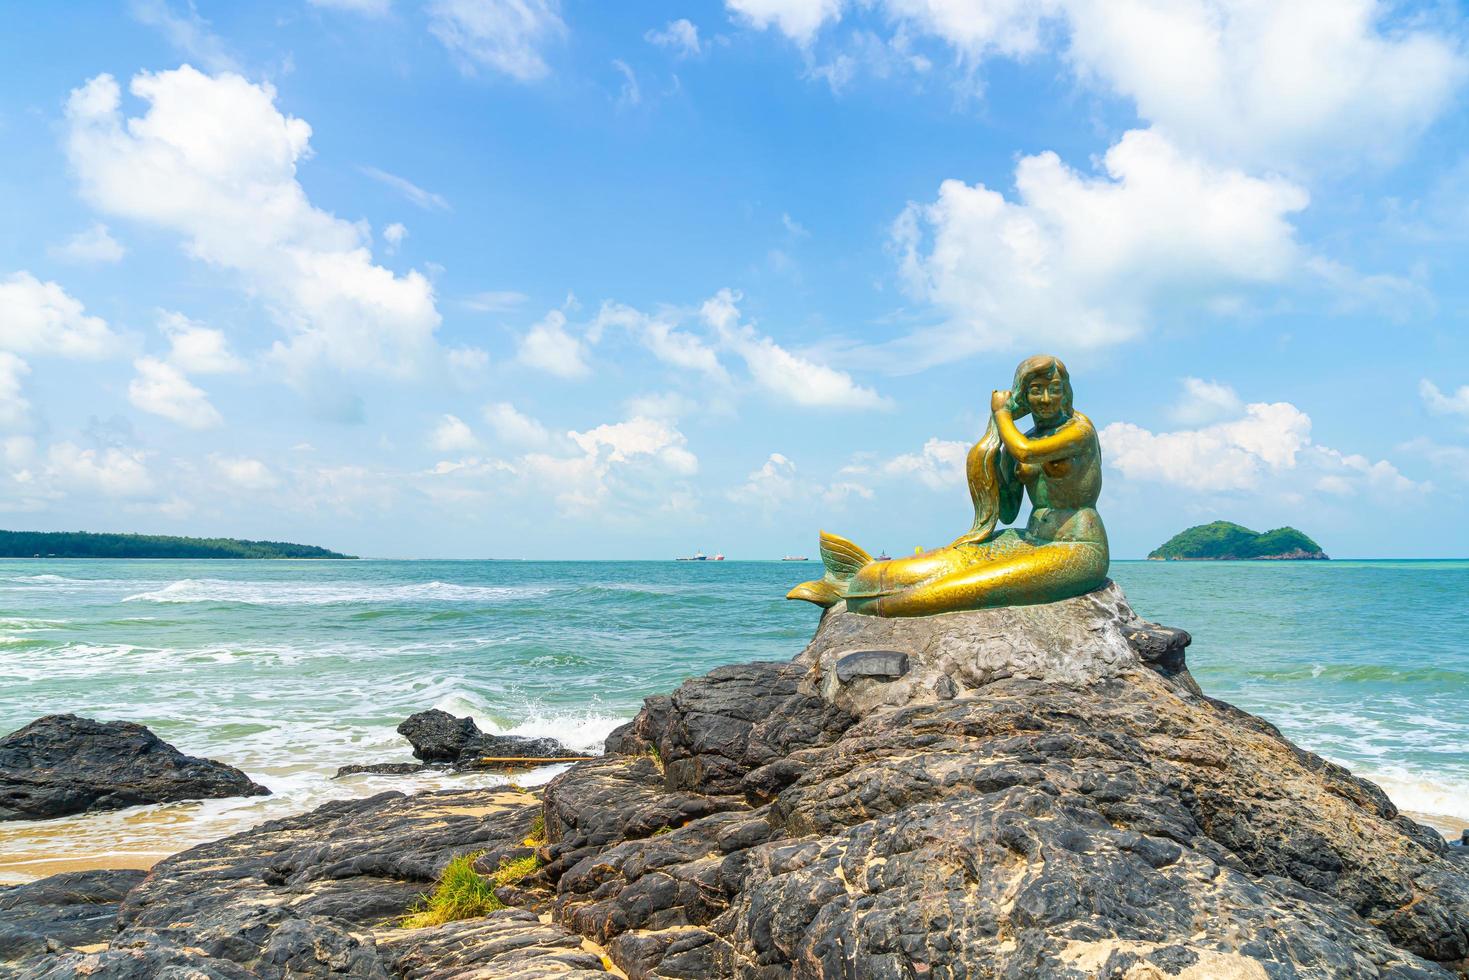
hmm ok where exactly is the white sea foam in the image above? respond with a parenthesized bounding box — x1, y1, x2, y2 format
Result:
(1366, 769, 1469, 829)
(123, 578, 556, 605)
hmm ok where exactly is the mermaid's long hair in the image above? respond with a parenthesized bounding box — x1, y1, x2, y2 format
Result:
(955, 355, 1072, 545)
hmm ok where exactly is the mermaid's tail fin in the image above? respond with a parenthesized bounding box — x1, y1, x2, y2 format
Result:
(786, 531, 873, 607)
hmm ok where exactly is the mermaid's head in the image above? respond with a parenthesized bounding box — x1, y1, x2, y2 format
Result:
(1010, 354, 1072, 424)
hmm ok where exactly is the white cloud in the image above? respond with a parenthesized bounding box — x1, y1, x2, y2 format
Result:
(157, 311, 243, 374)
(612, 59, 641, 108)
(428, 0, 566, 81)
(892, 128, 1307, 363)
(48, 224, 126, 264)
(129, 0, 239, 73)
(65, 67, 442, 380)
(361, 167, 450, 211)
(646, 18, 701, 56)
(463, 290, 528, 313)
(1102, 400, 1423, 498)
(745, 1, 1465, 174)
(729, 452, 801, 506)
(1170, 377, 1244, 426)
(128, 356, 223, 429)
(874, 436, 967, 490)
(1421, 379, 1469, 421)
(727, 0, 843, 45)
(1060, 0, 1467, 173)
(429, 413, 479, 452)
(212, 455, 280, 490)
(596, 301, 729, 382)
(383, 222, 408, 252)
(701, 289, 887, 409)
(568, 417, 698, 473)
(0, 354, 30, 430)
(309, 0, 391, 15)
(45, 442, 153, 497)
(0, 272, 117, 358)
(518, 309, 590, 379)
(483, 401, 549, 445)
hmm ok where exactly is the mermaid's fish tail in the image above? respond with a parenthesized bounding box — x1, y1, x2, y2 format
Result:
(786, 531, 873, 607)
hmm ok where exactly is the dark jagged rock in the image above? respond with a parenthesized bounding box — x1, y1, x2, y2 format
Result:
(0, 715, 269, 821)
(397, 709, 482, 763)
(10, 787, 606, 978)
(396, 708, 580, 769)
(544, 582, 1469, 978)
(378, 908, 609, 977)
(0, 869, 145, 965)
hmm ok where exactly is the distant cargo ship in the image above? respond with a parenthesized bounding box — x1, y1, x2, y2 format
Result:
(676, 551, 724, 561)
(781, 555, 809, 561)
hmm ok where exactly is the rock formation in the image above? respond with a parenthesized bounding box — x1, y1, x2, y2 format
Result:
(5, 582, 1468, 977)
(395, 708, 584, 770)
(0, 715, 269, 821)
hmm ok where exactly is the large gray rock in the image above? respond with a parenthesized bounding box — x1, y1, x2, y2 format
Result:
(0, 715, 268, 821)
(547, 581, 1469, 978)
(0, 869, 145, 966)
(797, 580, 1179, 713)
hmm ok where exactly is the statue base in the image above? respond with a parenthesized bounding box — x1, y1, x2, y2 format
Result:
(797, 581, 1198, 716)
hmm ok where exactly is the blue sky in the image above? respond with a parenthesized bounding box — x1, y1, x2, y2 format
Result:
(2, 0, 1468, 559)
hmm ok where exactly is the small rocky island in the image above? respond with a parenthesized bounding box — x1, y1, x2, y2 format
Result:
(1149, 521, 1329, 560)
(0, 530, 355, 560)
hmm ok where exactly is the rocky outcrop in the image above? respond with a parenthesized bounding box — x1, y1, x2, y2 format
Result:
(542, 582, 1469, 978)
(0, 715, 269, 821)
(0, 869, 145, 965)
(6, 787, 605, 978)
(8, 581, 1468, 977)
(396, 709, 586, 770)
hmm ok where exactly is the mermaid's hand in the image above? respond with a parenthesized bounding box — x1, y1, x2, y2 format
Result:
(990, 390, 1011, 414)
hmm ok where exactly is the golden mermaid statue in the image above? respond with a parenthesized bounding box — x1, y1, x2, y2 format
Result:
(788, 354, 1109, 617)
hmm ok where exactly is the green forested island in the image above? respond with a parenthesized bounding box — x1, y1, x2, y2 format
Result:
(1148, 522, 1328, 561)
(0, 530, 356, 560)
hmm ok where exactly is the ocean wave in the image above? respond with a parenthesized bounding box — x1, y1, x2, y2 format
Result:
(1242, 662, 1469, 686)
(431, 691, 628, 755)
(122, 578, 556, 606)
(1363, 768, 1469, 827)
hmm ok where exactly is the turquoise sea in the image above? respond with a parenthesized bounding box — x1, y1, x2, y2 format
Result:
(2, 558, 1466, 882)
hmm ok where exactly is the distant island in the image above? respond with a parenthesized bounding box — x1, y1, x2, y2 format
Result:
(1148, 521, 1328, 561)
(0, 530, 356, 560)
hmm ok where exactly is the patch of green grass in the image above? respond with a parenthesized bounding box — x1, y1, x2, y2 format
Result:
(523, 813, 546, 847)
(401, 852, 546, 929)
(402, 853, 500, 928)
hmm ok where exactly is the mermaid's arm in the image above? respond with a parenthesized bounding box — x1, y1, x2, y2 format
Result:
(994, 410, 1091, 464)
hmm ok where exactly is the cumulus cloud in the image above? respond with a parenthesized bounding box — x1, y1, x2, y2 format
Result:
(212, 455, 280, 490)
(701, 289, 888, 408)
(1102, 399, 1423, 497)
(736, 0, 1465, 174)
(48, 224, 126, 264)
(891, 129, 1307, 364)
(483, 401, 549, 445)
(595, 301, 729, 382)
(0, 272, 117, 358)
(527, 415, 697, 513)
(1170, 377, 1244, 426)
(729, 452, 801, 506)
(429, 413, 479, 452)
(0, 355, 31, 430)
(727, 0, 842, 45)
(1060, 0, 1467, 173)
(428, 0, 566, 81)
(65, 66, 442, 380)
(518, 309, 590, 378)
(45, 442, 153, 497)
(1420, 379, 1469, 421)
(128, 356, 223, 429)
(646, 18, 701, 56)
(870, 436, 968, 490)
(157, 311, 243, 374)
